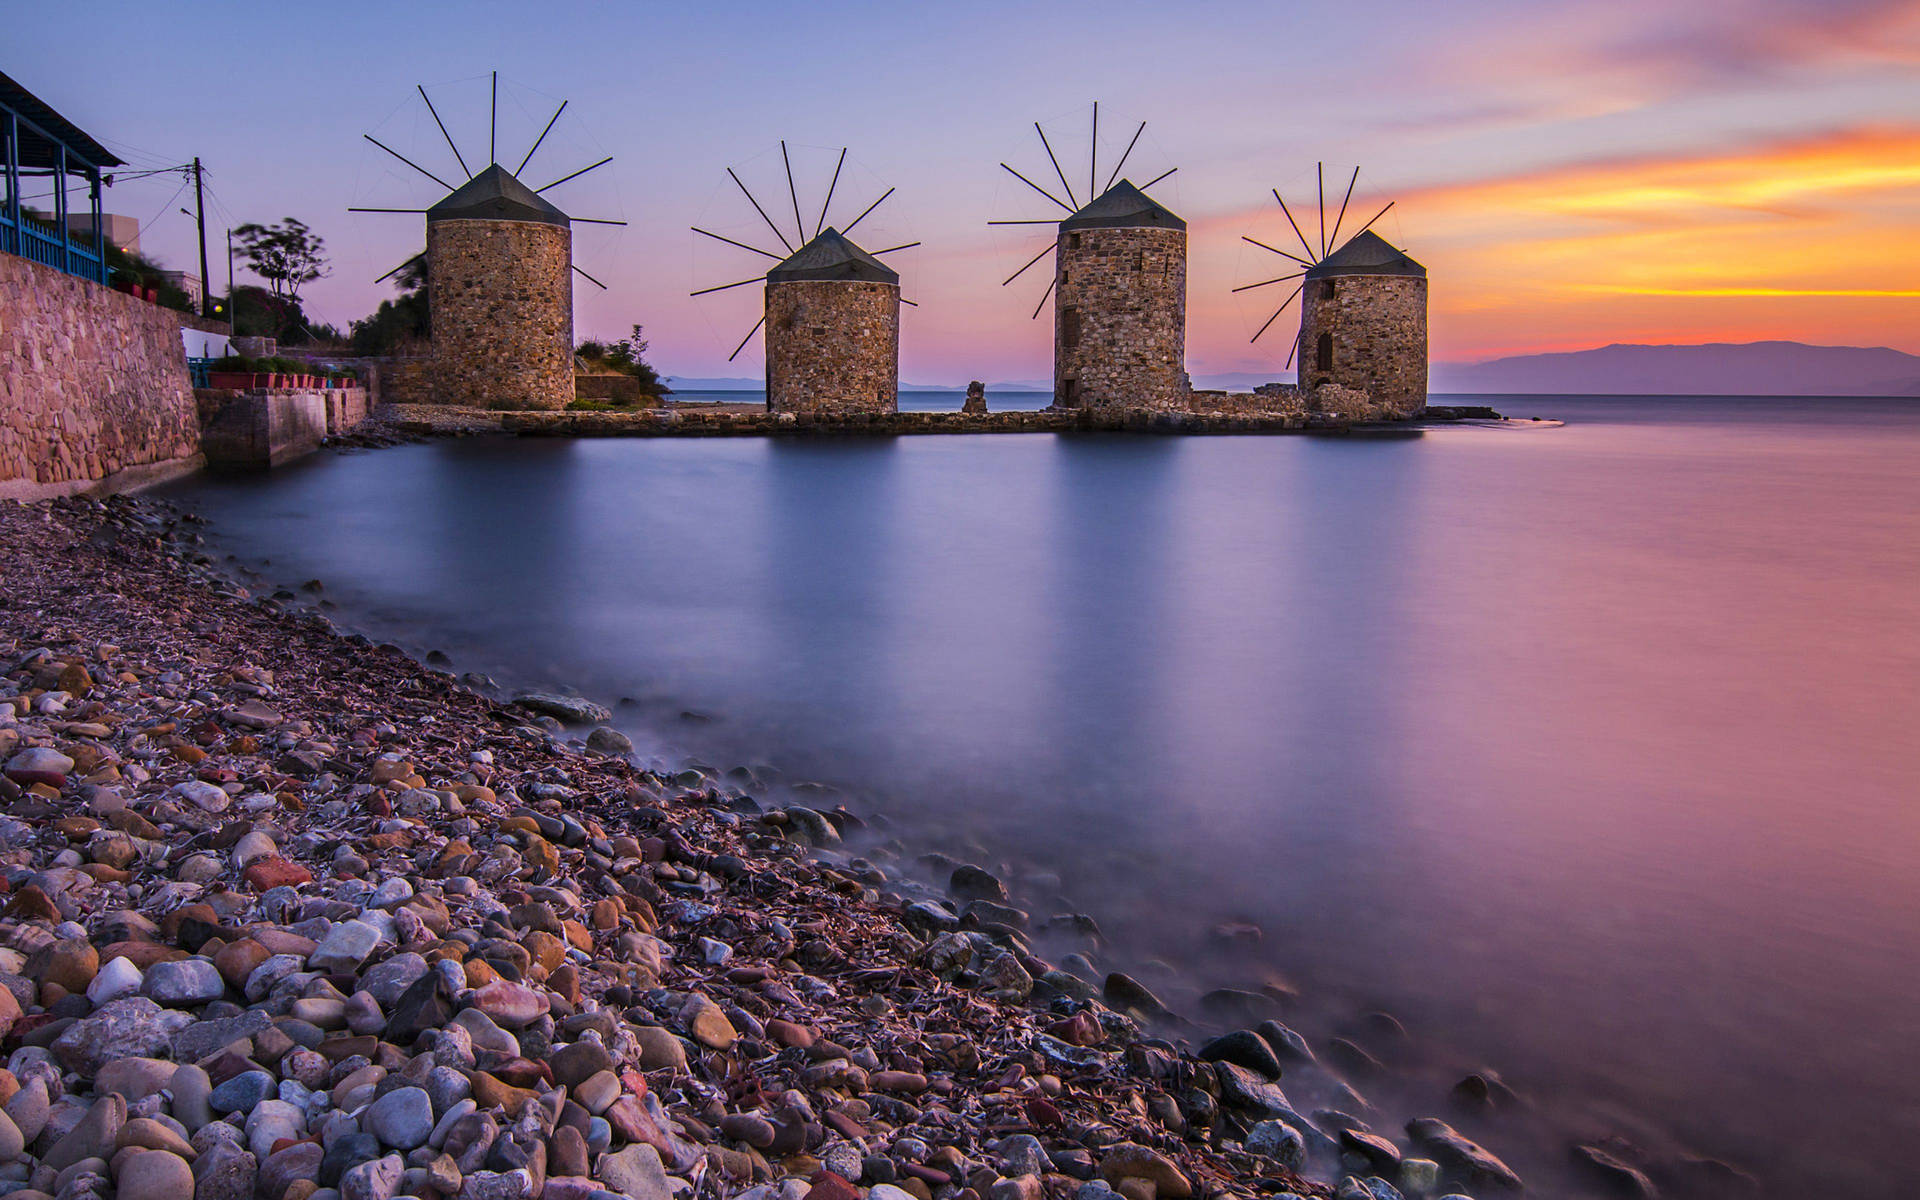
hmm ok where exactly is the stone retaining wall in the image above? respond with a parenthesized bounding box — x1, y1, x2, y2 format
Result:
(574, 374, 643, 404)
(0, 252, 202, 499)
(198, 386, 370, 470)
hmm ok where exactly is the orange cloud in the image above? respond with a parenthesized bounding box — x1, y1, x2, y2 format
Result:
(1194, 126, 1920, 362)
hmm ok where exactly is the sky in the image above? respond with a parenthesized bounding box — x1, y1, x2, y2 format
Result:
(15, 0, 1920, 383)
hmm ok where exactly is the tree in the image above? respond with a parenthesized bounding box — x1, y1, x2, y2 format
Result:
(349, 253, 429, 355)
(233, 218, 329, 303)
(597, 324, 668, 397)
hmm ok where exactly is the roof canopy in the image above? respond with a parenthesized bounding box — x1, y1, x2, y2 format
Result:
(766, 228, 899, 284)
(427, 163, 570, 226)
(0, 70, 124, 171)
(1305, 229, 1425, 279)
(1060, 180, 1184, 232)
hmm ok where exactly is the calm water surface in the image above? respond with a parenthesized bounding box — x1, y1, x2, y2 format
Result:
(165, 397, 1920, 1198)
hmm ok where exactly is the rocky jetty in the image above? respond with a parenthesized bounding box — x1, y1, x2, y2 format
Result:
(0, 495, 1532, 1200)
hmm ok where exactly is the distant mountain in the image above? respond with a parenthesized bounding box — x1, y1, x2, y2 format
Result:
(1435, 342, 1920, 396)
(660, 376, 761, 392)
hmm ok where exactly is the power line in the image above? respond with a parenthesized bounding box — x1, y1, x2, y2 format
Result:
(136, 177, 192, 238)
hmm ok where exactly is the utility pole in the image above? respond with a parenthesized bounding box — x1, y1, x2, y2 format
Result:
(192, 158, 211, 318)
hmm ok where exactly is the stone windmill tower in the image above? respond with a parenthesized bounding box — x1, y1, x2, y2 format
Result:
(995, 105, 1185, 410)
(693, 143, 917, 415)
(1237, 165, 1428, 417)
(353, 74, 624, 410)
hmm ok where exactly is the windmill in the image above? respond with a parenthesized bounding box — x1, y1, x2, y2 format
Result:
(349, 73, 626, 410)
(991, 104, 1186, 410)
(691, 143, 917, 415)
(1236, 164, 1428, 414)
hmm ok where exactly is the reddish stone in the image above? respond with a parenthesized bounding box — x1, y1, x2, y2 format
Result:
(1025, 1097, 1063, 1127)
(1048, 1011, 1104, 1047)
(243, 857, 313, 891)
(805, 1172, 860, 1200)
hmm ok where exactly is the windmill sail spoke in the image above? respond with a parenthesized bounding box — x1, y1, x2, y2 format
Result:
(728, 168, 794, 253)
(870, 242, 920, 255)
(727, 316, 765, 363)
(570, 217, 628, 225)
(518, 100, 568, 177)
(374, 253, 424, 284)
(1329, 165, 1359, 251)
(1031, 277, 1056, 320)
(693, 227, 782, 259)
(1035, 122, 1079, 210)
(572, 264, 607, 290)
(363, 135, 454, 191)
(691, 276, 764, 297)
(1089, 102, 1098, 206)
(900, 298, 919, 307)
(1105, 121, 1146, 191)
(1000, 163, 1072, 213)
(988, 219, 1060, 225)
(841, 186, 893, 236)
(418, 85, 472, 180)
(1273, 189, 1317, 261)
(1317, 162, 1326, 258)
(1251, 284, 1303, 343)
(489, 72, 497, 166)
(348, 207, 428, 214)
(1232, 271, 1303, 294)
(536, 156, 613, 193)
(816, 148, 847, 238)
(1140, 166, 1177, 191)
(1347, 200, 1395, 243)
(780, 141, 805, 247)
(1243, 236, 1314, 267)
(1285, 336, 1299, 371)
(1003, 243, 1054, 287)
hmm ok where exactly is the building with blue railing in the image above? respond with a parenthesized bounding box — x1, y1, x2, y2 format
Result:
(1, 70, 122, 286)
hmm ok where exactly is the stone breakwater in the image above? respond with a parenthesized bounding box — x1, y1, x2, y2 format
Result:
(378, 406, 1510, 442)
(0, 495, 1557, 1200)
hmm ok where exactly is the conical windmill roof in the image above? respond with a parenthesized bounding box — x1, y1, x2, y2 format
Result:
(766, 228, 899, 284)
(1305, 229, 1424, 279)
(427, 163, 570, 227)
(1059, 179, 1185, 232)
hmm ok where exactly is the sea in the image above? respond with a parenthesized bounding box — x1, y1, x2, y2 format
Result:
(162, 395, 1920, 1199)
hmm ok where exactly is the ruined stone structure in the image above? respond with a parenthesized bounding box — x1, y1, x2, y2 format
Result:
(1052, 181, 1186, 411)
(425, 164, 574, 411)
(962, 381, 987, 414)
(0, 252, 202, 499)
(1298, 230, 1428, 418)
(764, 229, 899, 416)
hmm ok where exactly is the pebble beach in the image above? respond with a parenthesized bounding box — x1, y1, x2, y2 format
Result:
(0, 493, 1553, 1200)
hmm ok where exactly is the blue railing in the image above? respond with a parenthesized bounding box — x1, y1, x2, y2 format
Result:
(186, 357, 213, 388)
(3, 103, 111, 286)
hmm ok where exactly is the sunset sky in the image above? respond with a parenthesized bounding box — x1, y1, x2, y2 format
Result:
(17, 0, 1920, 382)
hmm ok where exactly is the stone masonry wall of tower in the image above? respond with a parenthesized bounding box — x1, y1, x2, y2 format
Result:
(427, 219, 574, 411)
(1053, 226, 1186, 409)
(765, 280, 900, 415)
(1297, 275, 1428, 416)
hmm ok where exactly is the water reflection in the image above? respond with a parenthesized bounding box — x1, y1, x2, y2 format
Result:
(162, 399, 1920, 1199)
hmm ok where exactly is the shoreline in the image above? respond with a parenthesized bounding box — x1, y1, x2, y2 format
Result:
(0, 492, 1742, 1200)
(367, 404, 1526, 443)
